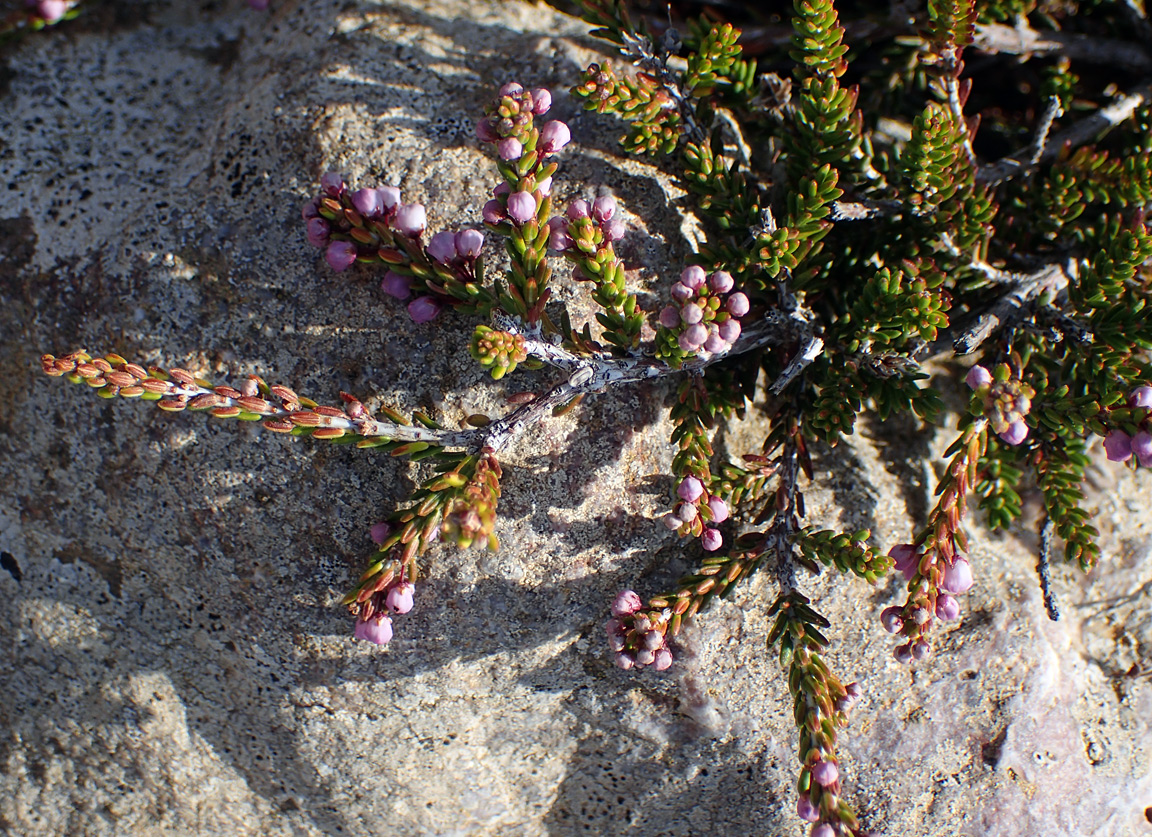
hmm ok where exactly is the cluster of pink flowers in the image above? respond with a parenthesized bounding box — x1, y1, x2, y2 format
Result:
(662, 475, 728, 552)
(475, 83, 569, 230)
(881, 542, 974, 663)
(659, 266, 749, 357)
(605, 591, 673, 671)
(1103, 386, 1152, 464)
(796, 758, 841, 828)
(546, 195, 625, 254)
(24, 0, 69, 22)
(965, 364, 1033, 445)
(353, 523, 417, 646)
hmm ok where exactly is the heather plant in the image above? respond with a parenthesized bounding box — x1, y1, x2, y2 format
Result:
(37, 0, 1152, 833)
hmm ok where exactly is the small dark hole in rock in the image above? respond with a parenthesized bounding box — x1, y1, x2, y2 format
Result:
(0, 551, 21, 582)
(1144, 805, 1152, 823)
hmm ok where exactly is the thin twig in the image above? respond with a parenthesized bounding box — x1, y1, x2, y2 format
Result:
(972, 21, 1152, 71)
(952, 260, 1076, 354)
(1038, 518, 1061, 622)
(978, 82, 1152, 185)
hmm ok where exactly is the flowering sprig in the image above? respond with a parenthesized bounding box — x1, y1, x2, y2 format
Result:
(654, 265, 749, 366)
(1, 0, 80, 37)
(303, 174, 494, 320)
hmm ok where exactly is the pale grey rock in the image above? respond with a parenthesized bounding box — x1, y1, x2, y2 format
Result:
(0, 1, 1149, 835)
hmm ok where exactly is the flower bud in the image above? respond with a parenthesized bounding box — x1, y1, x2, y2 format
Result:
(659, 306, 681, 328)
(536, 176, 553, 196)
(546, 217, 572, 252)
(306, 217, 330, 248)
(566, 199, 590, 220)
(354, 615, 393, 645)
(680, 303, 704, 325)
(301, 199, 319, 220)
(677, 476, 704, 503)
(670, 282, 693, 303)
(966, 365, 993, 389)
(680, 265, 706, 290)
(707, 496, 729, 523)
(320, 172, 345, 196)
(652, 648, 673, 670)
(507, 191, 537, 224)
(703, 331, 728, 354)
(709, 271, 734, 293)
(674, 502, 697, 524)
(426, 231, 457, 264)
(701, 528, 722, 551)
(725, 292, 750, 317)
(717, 318, 741, 343)
(1129, 386, 1152, 408)
(530, 88, 552, 114)
(603, 220, 625, 241)
(935, 593, 960, 621)
(797, 795, 819, 823)
(893, 643, 913, 665)
(614, 652, 635, 670)
(539, 120, 571, 153)
(941, 556, 974, 594)
(498, 137, 523, 161)
(393, 203, 427, 237)
(1132, 431, 1152, 467)
(811, 825, 834, 837)
(37, 0, 67, 22)
(326, 241, 358, 272)
(678, 323, 708, 351)
(592, 195, 616, 222)
(911, 639, 932, 661)
(662, 513, 683, 531)
(499, 82, 524, 97)
(378, 186, 401, 209)
(880, 606, 904, 634)
(1104, 430, 1133, 462)
(370, 521, 392, 544)
(999, 419, 1028, 446)
(635, 648, 656, 666)
(455, 229, 485, 259)
(475, 118, 498, 142)
(611, 590, 643, 618)
(407, 296, 442, 324)
(351, 188, 384, 218)
(811, 760, 839, 786)
(381, 271, 411, 300)
(641, 630, 663, 651)
(482, 200, 505, 225)
(386, 581, 415, 614)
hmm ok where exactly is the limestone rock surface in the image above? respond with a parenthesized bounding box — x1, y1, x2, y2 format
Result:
(0, 1, 1149, 835)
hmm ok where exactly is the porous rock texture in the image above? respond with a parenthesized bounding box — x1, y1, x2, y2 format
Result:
(0, 1, 1149, 835)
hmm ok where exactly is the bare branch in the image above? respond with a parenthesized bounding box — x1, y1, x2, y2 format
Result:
(952, 260, 1076, 354)
(972, 21, 1152, 71)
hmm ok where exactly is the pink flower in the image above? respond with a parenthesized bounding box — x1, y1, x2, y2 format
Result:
(301, 199, 319, 220)
(678, 323, 708, 351)
(680, 265, 706, 290)
(546, 217, 572, 252)
(370, 521, 392, 544)
(37, 0, 68, 21)
(498, 137, 523, 161)
(326, 241, 358, 271)
(475, 118, 498, 142)
(614, 652, 635, 670)
(482, 200, 505, 225)
(603, 220, 625, 241)
(707, 496, 728, 523)
(499, 82, 524, 97)
(611, 590, 643, 617)
(566, 199, 590, 220)
(796, 795, 819, 823)
(674, 502, 697, 524)
(941, 556, 974, 594)
(703, 330, 727, 354)
(662, 513, 682, 531)
(911, 639, 932, 661)
(725, 292, 750, 317)
(377, 186, 401, 209)
(811, 825, 834, 837)
(718, 318, 741, 343)
(677, 476, 704, 502)
(539, 120, 571, 153)
(888, 543, 918, 579)
(880, 605, 904, 634)
(386, 581, 415, 614)
(709, 271, 734, 293)
(530, 88, 552, 114)
(701, 528, 722, 551)
(893, 643, 913, 665)
(999, 419, 1028, 446)
(592, 195, 616, 222)
(658, 306, 680, 328)
(1132, 431, 1152, 467)
(507, 192, 537, 224)
(811, 760, 839, 786)
(426, 231, 458, 264)
(966, 365, 993, 389)
(407, 296, 442, 324)
(935, 593, 960, 621)
(1130, 386, 1152, 408)
(354, 615, 393, 645)
(320, 172, 345, 196)
(670, 282, 693, 303)
(1104, 430, 1133, 462)
(306, 218, 330, 248)
(680, 303, 704, 325)
(351, 188, 384, 218)
(652, 648, 673, 670)
(455, 229, 485, 259)
(381, 271, 411, 300)
(393, 203, 427, 237)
